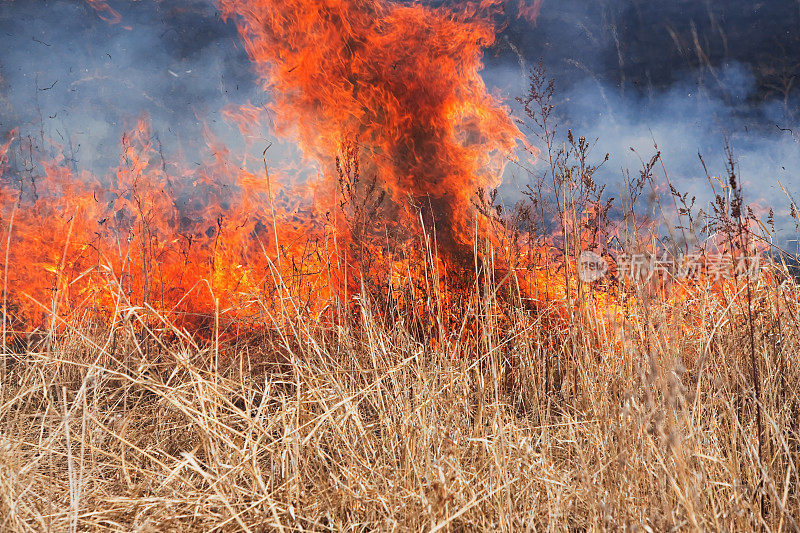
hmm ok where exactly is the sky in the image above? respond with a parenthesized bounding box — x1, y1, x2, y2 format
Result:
(1, 0, 799, 241)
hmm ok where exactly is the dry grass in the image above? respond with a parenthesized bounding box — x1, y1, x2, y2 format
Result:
(0, 248, 798, 532)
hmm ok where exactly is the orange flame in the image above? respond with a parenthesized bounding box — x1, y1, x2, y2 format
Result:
(1, 0, 542, 335)
(218, 0, 523, 256)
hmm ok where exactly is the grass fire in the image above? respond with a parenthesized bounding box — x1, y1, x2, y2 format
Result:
(0, 0, 798, 530)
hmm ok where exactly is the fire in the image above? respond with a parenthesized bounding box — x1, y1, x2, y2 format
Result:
(0, 119, 283, 330)
(0, 0, 782, 358)
(1, 0, 533, 334)
(218, 0, 523, 257)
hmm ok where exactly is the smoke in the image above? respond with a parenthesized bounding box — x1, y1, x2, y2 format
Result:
(486, 62, 800, 245)
(488, 0, 800, 245)
(0, 0, 266, 171)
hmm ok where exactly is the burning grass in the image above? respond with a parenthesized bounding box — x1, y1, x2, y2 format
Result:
(0, 222, 799, 530)
(1, 2, 798, 527)
(2, 85, 800, 532)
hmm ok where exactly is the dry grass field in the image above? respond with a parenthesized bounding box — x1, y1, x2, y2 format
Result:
(0, 236, 798, 531)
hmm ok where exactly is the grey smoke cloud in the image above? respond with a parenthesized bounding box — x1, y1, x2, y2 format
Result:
(487, 58, 799, 245)
(488, 0, 800, 245)
(0, 0, 264, 170)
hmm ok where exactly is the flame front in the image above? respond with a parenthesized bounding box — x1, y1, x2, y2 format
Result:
(0, 0, 530, 332)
